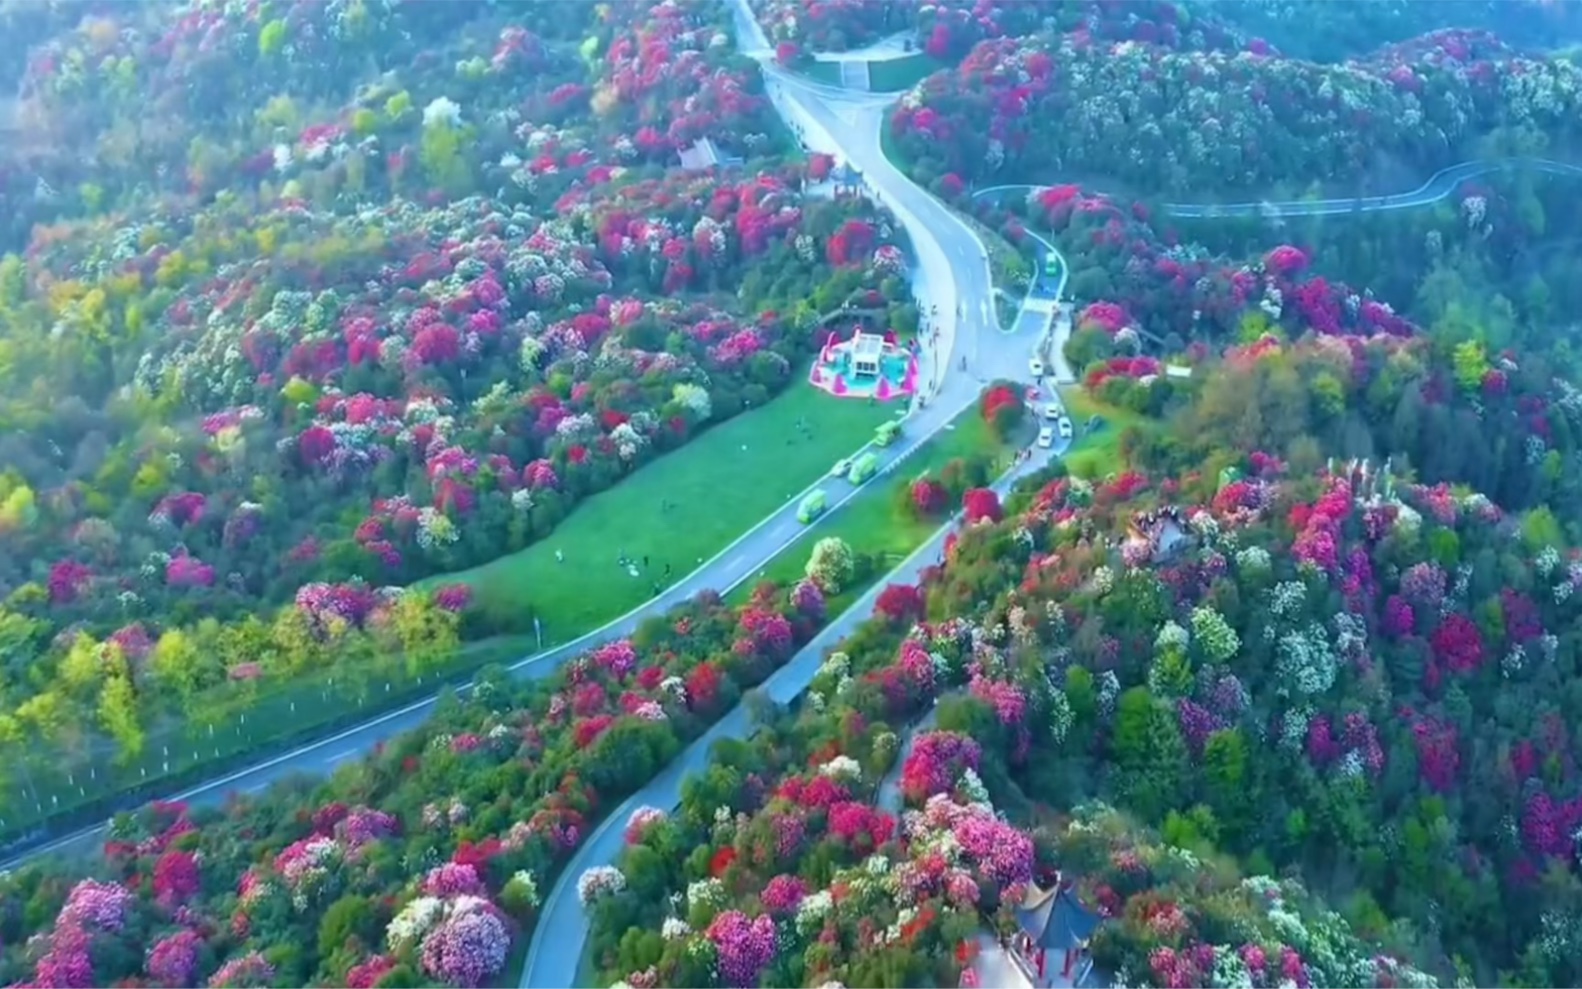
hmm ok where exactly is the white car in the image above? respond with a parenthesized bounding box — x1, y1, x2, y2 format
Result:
(1029, 356, 1045, 378)
(1057, 416, 1074, 439)
(1043, 403, 1062, 421)
(831, 457, 852, 478)
(1037, 426, 1055, 449)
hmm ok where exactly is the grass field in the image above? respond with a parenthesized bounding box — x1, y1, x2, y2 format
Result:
(802, 59, 842, 85)
(0, 385, 896, 841)
(1059, 386, 1159, 479)
(868, 52, 947, 92)
(427, 381, 897, 642)
(732, 409, 1018, 612)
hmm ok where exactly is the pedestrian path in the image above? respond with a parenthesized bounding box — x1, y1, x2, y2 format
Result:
(971, 932, 1037, 989)
(876, 701, 942, 813)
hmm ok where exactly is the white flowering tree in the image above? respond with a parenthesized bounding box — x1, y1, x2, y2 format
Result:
(805, 536, 855, 595)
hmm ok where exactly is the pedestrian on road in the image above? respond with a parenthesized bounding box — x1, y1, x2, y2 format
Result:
(555, 549, 564, 564)
(643, 554, 650, 569)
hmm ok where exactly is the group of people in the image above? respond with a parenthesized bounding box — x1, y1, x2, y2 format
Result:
(614, 549, 674, 596)
(552, 546, 674, 597)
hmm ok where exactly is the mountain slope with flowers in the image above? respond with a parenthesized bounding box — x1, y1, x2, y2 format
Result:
(0, 0, 927, 837)
(0, 572, 842, 988)
(563, 297, 1582, 988)
(909, 336, 1582, 986)
(890, 24, 1582, 199)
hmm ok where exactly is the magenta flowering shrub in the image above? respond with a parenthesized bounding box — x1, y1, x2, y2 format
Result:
(206, 951, 275, 989)
(899, 730, 982, 804)
(146, 930, 203, 987)
(758, 873, 807, 916)
(0, 0, 935, 811)
(423, 862, 486, 898)
(706, 910, 778, 987)
(906, 794, 1034, 889)
(894, 24, 1582, 197)
(59, 879, 133, 931)
(418, 897, 511, 988)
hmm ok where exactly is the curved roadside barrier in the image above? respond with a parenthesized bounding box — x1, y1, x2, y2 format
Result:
(972, 156, 1582, 219)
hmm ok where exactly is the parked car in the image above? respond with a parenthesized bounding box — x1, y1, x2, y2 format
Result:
(1037, 426, 1055, 449)
(1057, 416, 1074, 439)
(1043, 403, 1062, 421)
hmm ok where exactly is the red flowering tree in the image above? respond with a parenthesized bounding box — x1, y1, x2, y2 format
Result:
(978, 382, 1023, 440)
(1430, 613, 1485, 675)
(909, 477, 949, 518)
(962, 488, 1002, 524)
(826, 220, 875, 267)
(875, 583, 924, 624)
(1410, 713, 1462, 794)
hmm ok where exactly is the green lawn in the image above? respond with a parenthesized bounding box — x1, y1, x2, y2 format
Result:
(1059, 386, 1158, 480)
(425, 382, 896, 643)
(868, 52, 948, 92)
(732, 410, 1018, 611)
(802, 59, 842, 85)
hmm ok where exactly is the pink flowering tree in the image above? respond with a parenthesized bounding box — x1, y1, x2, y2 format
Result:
(901, 730, 983, 805)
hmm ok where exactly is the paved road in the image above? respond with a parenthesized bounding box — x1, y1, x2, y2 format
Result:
(0, 376, 978, 867)
(521, 442, 1066, 989)
(519, 9, 1062, 985)
(973, 156, 1582, 219)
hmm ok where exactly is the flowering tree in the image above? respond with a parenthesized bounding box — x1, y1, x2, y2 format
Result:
(962, 488, 1002, 524)
(979, 382, 1024, 440)
(805, 537, 856, 595)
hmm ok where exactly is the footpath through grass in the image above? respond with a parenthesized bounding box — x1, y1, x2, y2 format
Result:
(428, 382, 895, 644)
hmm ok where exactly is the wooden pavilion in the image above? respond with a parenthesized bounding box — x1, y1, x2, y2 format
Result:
(1012, 882, 1101, 985)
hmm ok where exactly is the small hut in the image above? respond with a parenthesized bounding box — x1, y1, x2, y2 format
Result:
(831, 160, 863, 198)
(850, 331, 885, 379)
(677, 137, 743, 171)
(1013, 883, 1101, 984)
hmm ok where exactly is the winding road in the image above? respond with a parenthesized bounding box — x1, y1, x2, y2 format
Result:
(0, 3, 1056, 872)
(521, 443, 1065, 989)
(519, 7, 1067, 985)
(973, 156, 1582, 219)
(523, 28, 1582, 989)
